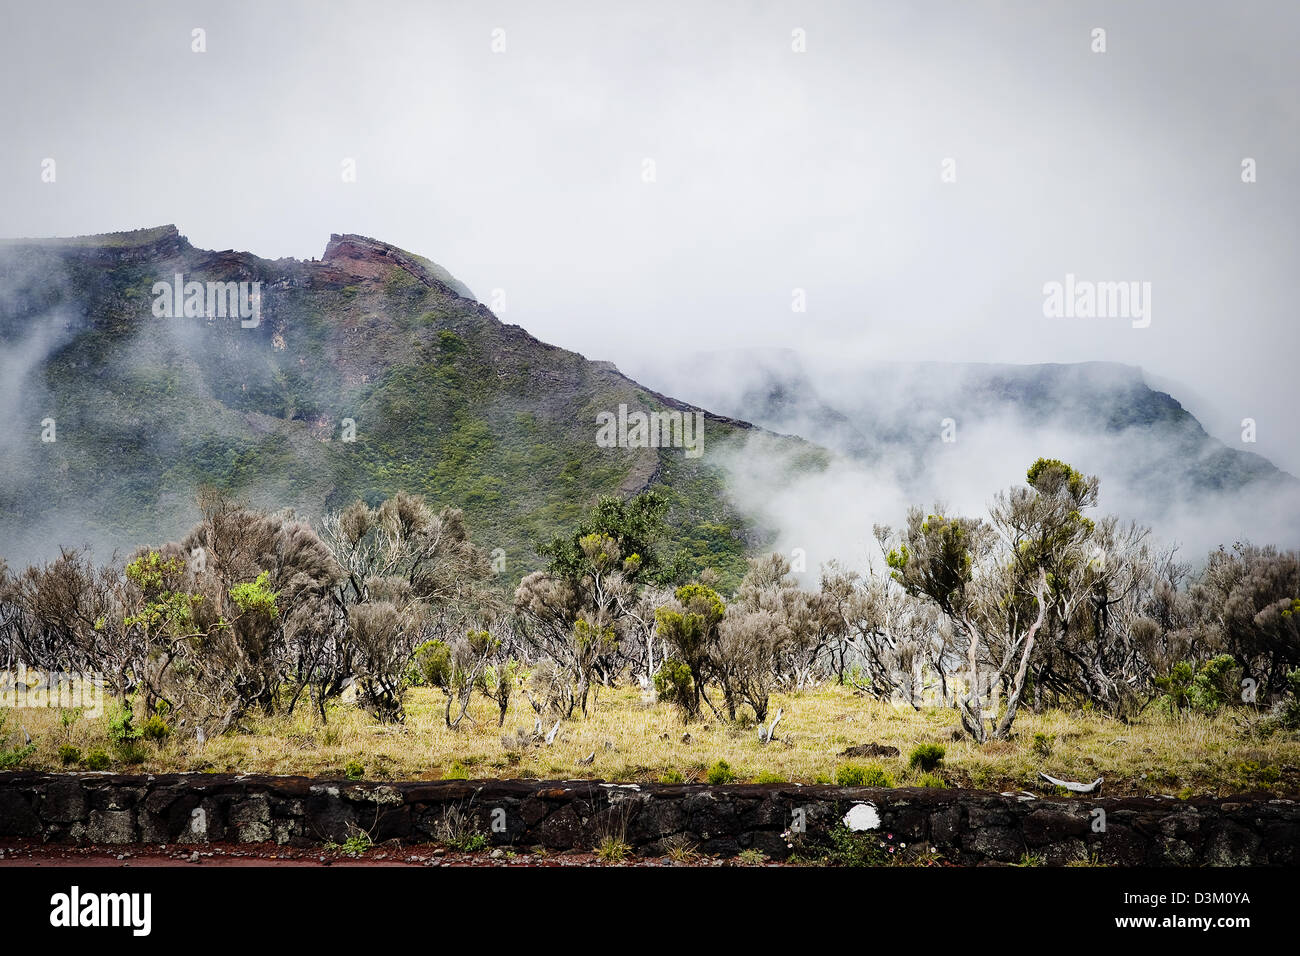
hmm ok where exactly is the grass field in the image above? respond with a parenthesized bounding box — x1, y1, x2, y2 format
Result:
(5, 683, 1298, 797)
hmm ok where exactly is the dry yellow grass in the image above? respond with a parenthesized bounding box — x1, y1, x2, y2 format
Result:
(6, 683, 1298, 796)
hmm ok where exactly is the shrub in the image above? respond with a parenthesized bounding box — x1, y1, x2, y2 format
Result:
(344, 760, 365, 780)
(1154, 661, 1195, 714)
(595, 836, 632, 863)
(836, 763, 894, 787)
(706, 759, 737, 784)
(229, 570, 278, 618)
(434, 805, 489, 852)
(916, 772, 948, 788)
(0, 712, 36, 769)
(663, 835, 699, 862)
(1030, 733, 1054, 759)
(0, 741, 34, 770)
(413, 640, 452, 688)
(1190, 655, 1242, 713)
(141, 715, 171, 742)
(1157, 655, 1244, 716)
(454, 832, 489, 852)
(1278, 668, 1300, 730)
(653, 658, 695, 714)
(326, 830, 371, 857)
(967, 765, 996, 790)
(107, 699, 142, 758)
(442, 760, 470, 780)
(83, 750, 111, 771)
(835, 763, 866, 786)
(908, 743, 946, 772)
(342, 833, 371, 856)
(657, 768, 685, 784)
(753, 771, 785, 784)
(117, 743, 148, 765)
(823, 826, 896, 867)
(58, 744, 81, 766)
(1232, 760, 1282, 786)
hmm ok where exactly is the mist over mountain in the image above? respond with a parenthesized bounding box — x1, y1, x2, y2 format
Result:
(1, 227, 1293, 584)
(625, 348, 1300, 569)
(0, 226, 804, 582)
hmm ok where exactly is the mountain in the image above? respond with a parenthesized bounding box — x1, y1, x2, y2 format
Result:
(627, 348, 1300, 554)
(6, 228, 1289, 581)
(0, 226, 814, 582)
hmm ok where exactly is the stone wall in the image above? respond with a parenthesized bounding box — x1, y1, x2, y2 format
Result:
(0, 772, 1296, 865)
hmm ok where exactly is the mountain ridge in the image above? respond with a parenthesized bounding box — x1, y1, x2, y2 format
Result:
(0, 225, 803, 582)
(625, 346, 1300, 554)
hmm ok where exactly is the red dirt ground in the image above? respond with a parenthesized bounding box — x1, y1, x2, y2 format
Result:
(0, 840, 776, 867)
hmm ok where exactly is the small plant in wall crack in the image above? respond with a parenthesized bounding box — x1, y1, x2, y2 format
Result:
(325, 824, 373, 857)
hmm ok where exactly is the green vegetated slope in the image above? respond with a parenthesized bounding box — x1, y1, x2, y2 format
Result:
(0, 226, 806, 586)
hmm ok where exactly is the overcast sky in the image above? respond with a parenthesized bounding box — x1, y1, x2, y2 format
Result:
(2, 0, 1297, 471)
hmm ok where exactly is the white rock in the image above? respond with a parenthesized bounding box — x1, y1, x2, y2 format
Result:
(843, 802, 881, 832)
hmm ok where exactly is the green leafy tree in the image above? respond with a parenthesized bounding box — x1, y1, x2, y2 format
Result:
(883, 458, 1115, 741)
(654, 582, 726, 720)
(538, 490, 688, 588)
(416, 629, 505, 728)
(516, 491, 684, 715)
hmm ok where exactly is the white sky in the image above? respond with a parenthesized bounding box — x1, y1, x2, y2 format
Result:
(2, 0, 1297, 471)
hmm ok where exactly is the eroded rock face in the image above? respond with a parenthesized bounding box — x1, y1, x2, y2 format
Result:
(321, 233, 475, 299)
(0, 772, 1296, 865)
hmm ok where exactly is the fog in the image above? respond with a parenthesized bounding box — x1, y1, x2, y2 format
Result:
(634, 347, 1300, 575)
(1, 0, 1297, 568)
(713, 420, 1300, 581)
